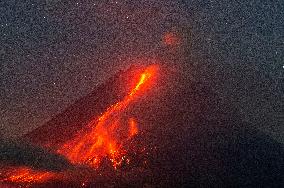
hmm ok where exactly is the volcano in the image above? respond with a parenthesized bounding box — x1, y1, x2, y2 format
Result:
(1, 63, 283, 187)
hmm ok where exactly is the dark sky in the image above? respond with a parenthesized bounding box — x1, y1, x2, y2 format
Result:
(1, 0, 283, 142)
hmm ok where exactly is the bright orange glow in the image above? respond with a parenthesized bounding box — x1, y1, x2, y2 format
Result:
(2, 65, 158, 185)
(1, 167, 55, 184)
(57, 65, 158, 169)
(129, 118, 138, 137)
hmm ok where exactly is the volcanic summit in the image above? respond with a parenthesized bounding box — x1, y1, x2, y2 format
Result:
(1, 63, 283, 187)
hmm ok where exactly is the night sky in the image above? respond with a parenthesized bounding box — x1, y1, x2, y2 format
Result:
(1, 0, 283, 142)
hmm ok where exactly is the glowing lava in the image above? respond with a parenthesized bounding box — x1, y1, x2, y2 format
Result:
(1, 65, 158, 185)
(1, 167, 55, 184)
(129, 118, 138, 137)
(58, 65, 158, 169)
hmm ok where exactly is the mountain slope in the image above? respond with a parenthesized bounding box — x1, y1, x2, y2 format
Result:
(3, 64, 283, 187)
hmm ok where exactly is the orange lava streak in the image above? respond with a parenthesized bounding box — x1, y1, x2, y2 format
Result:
(2, 65, 158, 185)
(129, 118, 138, 137)
(58, 65, 158, 169)
(2, 167, 55, 184)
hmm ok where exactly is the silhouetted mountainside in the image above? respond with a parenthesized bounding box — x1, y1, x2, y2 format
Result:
(24, 66, 146, 148)
(23, 64, 283, 187)
(119, 66, 284, 187)
(0, 140, 71, 172)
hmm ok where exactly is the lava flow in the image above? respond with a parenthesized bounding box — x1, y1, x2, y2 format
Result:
(0, 65, 158, 185)
(1, 167, 55, 185)
(58, 65, 158, 169)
